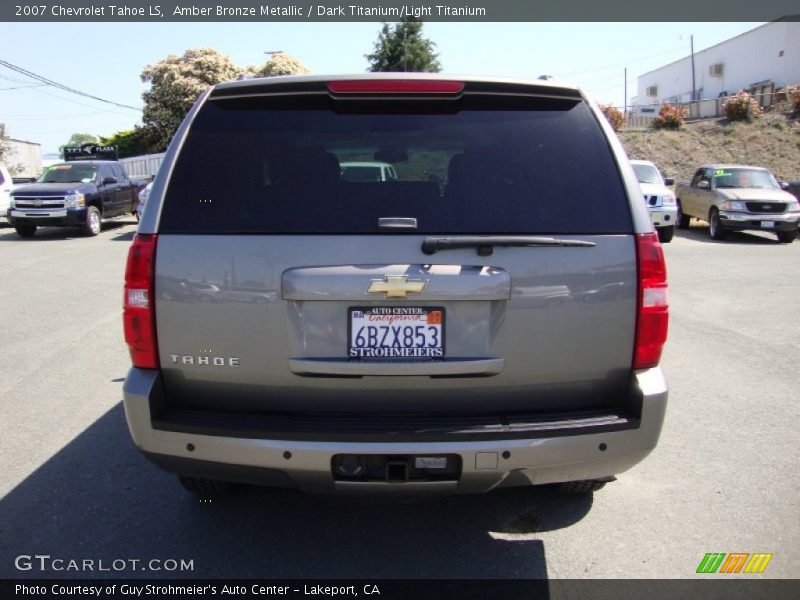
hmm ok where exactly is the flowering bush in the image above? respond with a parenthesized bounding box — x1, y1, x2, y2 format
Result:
(651, 103, 688, 130)
(598, 103, 625, 131)
(786, 84, 800, 113)
(723, 90, 764, 122)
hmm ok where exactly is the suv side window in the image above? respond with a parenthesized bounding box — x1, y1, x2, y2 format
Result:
(112, 164, 126, 181)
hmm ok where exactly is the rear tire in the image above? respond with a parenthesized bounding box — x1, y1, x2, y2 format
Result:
(554, 479, 609, 494)
(178, 476, 230, 496)
(84, 206, 102, 236)
(676, 201, 690, 228)
(709, 208, 726, 240)
(14, 223, 37, 238)
(657, 226, 675, 243)
(776, 229, 797, 244)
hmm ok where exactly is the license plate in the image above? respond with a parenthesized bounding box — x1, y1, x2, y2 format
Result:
(349, 307, 445, 358)
(415, 457, 447, 469)
(761, 221, 775, 228)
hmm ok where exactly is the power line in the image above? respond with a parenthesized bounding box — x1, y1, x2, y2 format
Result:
(0, 59, 141, 111)
(555, 45, 687, 78)
(0, 83, 47, 91)
(7, 110, 127, 121)
(25, 85, 137, 116)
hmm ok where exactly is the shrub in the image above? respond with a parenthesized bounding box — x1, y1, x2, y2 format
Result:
(785, 84, 800, 113)
(723, 90, 763, 122)
(598, 103, 624, 131)
(651, 103, 688, 130)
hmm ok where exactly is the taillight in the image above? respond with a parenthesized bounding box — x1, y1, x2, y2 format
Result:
(327, 80, 464, 94)
(634, 232, 669, 369)
(123, 234, 158, 369)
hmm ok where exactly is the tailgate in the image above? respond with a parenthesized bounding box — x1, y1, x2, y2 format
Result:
(155, 234, 636, 414)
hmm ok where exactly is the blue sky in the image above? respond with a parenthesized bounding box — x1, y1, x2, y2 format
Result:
(1, 21, 760, 153)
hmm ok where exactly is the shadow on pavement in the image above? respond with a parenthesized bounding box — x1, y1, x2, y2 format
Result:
(674, 224, 786, 245)
(0, 404, 595, 580)
(0, 222, 134, 242)
(111, 230, 135, 242)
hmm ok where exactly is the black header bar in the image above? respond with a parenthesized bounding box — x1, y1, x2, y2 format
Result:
(3, 1, 800, 22)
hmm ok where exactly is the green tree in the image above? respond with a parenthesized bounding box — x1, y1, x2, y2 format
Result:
(58, 132, 98, 155)
(140, 48, 312, 153)
(365, 20, 441, 72)
(98, 128, 150, 158)
(140, 48, 242, 152)
(253, 52, 311, 77)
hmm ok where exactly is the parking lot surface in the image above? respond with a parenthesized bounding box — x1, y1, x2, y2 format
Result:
(0, 221, 797, 578)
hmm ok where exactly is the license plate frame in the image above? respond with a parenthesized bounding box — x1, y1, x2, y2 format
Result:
(348, 306, 446, 359)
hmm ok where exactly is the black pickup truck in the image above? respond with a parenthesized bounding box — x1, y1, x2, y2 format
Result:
(8, 144, 139, 238)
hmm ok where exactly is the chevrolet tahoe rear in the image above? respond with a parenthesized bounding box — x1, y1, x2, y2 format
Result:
(122, 74, 669, 497)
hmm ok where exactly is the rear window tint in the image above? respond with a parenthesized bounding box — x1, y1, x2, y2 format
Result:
(159, 95, 631, 234)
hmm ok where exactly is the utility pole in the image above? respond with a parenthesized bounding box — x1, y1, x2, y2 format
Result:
(690, 35, 696, 101)
(624, 67, 628, 117)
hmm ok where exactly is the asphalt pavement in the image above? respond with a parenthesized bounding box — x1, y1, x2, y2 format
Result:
(0, 220, 797, 579)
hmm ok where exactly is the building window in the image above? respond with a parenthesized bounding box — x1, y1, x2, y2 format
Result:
(708, 63, 724, 77)
(646, 85, 658, 97)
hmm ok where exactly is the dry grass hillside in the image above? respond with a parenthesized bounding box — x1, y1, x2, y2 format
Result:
(617, 112, 800, 183)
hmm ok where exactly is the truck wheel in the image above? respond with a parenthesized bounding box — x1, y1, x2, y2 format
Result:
(708, 208, 726, 240)
(14, 223, 37, 238)
(776, 229, 797, 244)
(84, 206, 102, 236)
(657, 226, 675, 243)
(553, 479, 609, 494)
(178, 476, 230, 496)
(676, 201, 690, 228)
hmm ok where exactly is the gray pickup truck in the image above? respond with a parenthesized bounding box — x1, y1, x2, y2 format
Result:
(676, 164, 800, 243)
(123, 74, 669, 497)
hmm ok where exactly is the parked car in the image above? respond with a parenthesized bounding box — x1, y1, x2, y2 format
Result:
(340, 161, 398, 182)
(135, 181, 153, 220)
(783, 181, 800, 199)
(0, 164, 14, 224)
(675, 165, 800, 243)
(123, 74, 669, 498)
(629, 159, 678, 243)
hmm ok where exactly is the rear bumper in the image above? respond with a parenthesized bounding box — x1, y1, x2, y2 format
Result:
(123, 368, 668, 494)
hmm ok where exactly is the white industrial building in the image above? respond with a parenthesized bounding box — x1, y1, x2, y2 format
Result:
(5, 138, 43, 179)
(633, 20, 800, 116)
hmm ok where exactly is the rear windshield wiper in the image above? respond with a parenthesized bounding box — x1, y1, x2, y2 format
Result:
(422, 236, 596, 256)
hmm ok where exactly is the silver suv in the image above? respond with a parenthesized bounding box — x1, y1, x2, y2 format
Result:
(123, 75, 669, 497)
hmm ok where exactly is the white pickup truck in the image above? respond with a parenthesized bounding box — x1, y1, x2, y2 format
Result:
(676, 164, 800, 243)
(630, 160, 677, 243)
(1, 164, 15, 223)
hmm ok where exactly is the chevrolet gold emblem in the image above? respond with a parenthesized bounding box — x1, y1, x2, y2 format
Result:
(366, 275, 427, 299)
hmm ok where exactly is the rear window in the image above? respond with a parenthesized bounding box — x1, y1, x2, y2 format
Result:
(159, 94, 631, 234)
